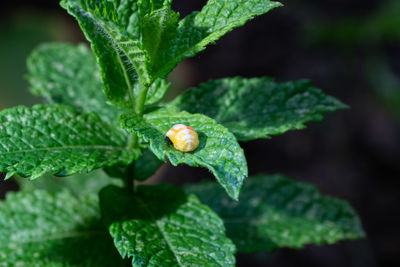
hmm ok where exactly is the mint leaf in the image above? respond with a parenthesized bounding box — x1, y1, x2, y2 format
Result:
(27, 42, 168, 124)
(185, 174, 365, 253)
(133, 77, 170, 106)
(104, 149, 163, 184)
(104, 149, 163, 182)
(0, 104, 138, 179)
(120, 108, 248, 200)
(60, 0, 149, 108)
(61, 0, 282, 104)
(170, 77, 348, 141)
(100, 185, 236, 266)
(153, 0, 283, 78)
(133, 149, 163, 181)
(142, 6, 179, 65)
(27, 43, 120, 124)
(60, 0, 173, 109)
(0, 190, 124, 266)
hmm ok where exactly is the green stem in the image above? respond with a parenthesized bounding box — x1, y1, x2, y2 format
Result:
(124, 82, 150, 192)
(135, 83, 150, 116)
(113, 42, 150, 192)
(128, 134, 138, 150)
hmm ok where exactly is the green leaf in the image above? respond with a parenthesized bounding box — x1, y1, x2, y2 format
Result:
(0, 190, 124, 266)
(185, 174, 365, 253)
(60, 0, 149, 108)
(0, 104, 138, 179)
(15, 169, 123, 195)
(104, 149, 163, 182)
(100, 185, 236, 266)
(61, 0, 282, 108)
(132, 149, 163, 181)
(27, 42, 168, 120)
(170, 77, 348, 141)
(142, 6, 179, 66)
(153, 0, 283, 78)
(133, 78, 170, 106)
(119, 108, 248, 200)
(60, 0, 174, 109)
(27, 42, 120, 124)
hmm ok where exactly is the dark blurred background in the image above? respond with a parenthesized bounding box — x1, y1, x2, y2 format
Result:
(1, 0, 399, 266)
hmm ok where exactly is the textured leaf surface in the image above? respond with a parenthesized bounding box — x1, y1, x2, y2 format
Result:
(61, 0, 149, 108)
(0, 190, 124, 266)
(133, 78, 170, 106)
(100, 185, 236, 266)
(0, 104, 138, 179)
(61, 0, 282, 104)
(153, 0, 282, 77)
(170, 77, 348, 141)
(27, 42, 120, 124)
(120, 108, 247, 200)
(185, 174, 365, 253)
(27, 42, 167, 117)
(61, 0, 174, 109)
(142, 6, 179, 67)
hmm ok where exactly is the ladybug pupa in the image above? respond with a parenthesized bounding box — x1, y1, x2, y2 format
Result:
(165, 124, 199, 152)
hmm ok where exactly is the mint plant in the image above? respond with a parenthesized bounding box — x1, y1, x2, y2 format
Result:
(0, 0, 365, 266)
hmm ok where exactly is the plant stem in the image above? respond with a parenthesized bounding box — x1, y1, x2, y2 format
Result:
(136, 83, 150, 116)
(128, 134, 138, 150)
(125, 82, 150, 192)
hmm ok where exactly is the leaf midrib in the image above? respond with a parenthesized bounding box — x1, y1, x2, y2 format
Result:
(158, 2, 276, 76)
(70, 2, 139, 106)
(134, 196, 183, 267)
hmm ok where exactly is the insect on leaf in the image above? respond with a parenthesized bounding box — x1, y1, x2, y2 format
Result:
(120, 107, 248, 200)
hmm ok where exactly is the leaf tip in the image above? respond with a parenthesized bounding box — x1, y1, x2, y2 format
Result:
(4, 172, 15, 180)
(271, 1, 284, 8)
(227, 187, 241, 201)
(339, 102, 351, 110)
(59, 0, 68, 9)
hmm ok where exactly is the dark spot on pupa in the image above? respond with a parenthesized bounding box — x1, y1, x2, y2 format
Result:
(165, 136, 173, 145)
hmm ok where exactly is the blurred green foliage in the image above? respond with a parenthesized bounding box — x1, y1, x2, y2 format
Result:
(303, 0, 400, 117)
(366, 56, 400, 117)
(304, 0, 400, 48)
(0, 10, 72, 109)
